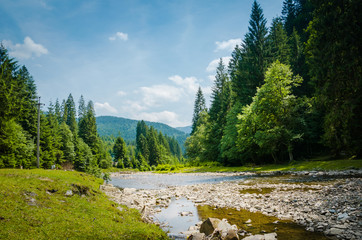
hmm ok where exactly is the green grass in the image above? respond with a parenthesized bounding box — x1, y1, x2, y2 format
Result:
(0, 169, 168, 240)
(177, 158, 362, 173)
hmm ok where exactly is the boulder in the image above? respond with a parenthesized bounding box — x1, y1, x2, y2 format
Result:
(200, 218, 222, 236)
(242, 233, 277, 240)
(224, 229, 239, 240)
(187, 232, 206, 240)
(242, 235, 265, 240)
(264, 233, 277, 240)
(200, 218, 233, 237)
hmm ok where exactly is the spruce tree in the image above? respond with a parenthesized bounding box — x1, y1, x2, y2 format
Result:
(113, 136, 127, 167)
(205, 59, 232, 162)
(268, 17, 290, 64)
(65, 94, 77, 134)
(78, 95, 86, 121)
(191, 87, 206, 135)
(306, 0, 362, 157)
(78, 101, 99, 156)
(232, 0, 269, 106)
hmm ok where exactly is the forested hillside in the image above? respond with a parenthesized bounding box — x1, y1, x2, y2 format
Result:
(96, 116, 188, 150)
(0, 46, 112, 173)
(186, 0, 361, 165)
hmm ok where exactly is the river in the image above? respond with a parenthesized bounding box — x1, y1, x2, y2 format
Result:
(106, 171, 362, 240)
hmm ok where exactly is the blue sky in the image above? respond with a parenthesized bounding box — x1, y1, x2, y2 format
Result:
(1, 0, 283, 127)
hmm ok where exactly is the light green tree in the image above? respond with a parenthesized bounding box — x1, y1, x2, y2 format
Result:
(237, 61, 304, 163)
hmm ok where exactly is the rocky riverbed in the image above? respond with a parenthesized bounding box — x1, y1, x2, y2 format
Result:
(100, 170, 362, 240)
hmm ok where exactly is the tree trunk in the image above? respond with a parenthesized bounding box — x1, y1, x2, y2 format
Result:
(271, 152, 278, 164)
(288, 149, 294, 162)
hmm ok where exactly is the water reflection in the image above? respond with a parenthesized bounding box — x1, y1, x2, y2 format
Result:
(153, 198, 199, 236)
(110, 173, 247, 189)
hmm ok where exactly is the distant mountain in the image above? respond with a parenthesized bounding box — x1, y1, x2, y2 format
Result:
(176, 126, 192, 134)
(96, 116, 188, 151)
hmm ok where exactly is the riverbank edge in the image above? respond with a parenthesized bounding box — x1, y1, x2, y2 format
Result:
(102, 169, 362, 240)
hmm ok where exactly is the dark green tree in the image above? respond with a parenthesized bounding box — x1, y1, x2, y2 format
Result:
(59, 122, 76, 164)
(268, 17, 290, 64)
(191, 87, 206, 135)
(205, 59, 232, 162)
(232, 0, 269, 106)
(64, 94, 77, 134)
(306, 0, 362, 157)
(78, 95, 86, 121)
(78, 101, 99, 155)
(113, 136, 127, 167)
(147, 127, 161, 166)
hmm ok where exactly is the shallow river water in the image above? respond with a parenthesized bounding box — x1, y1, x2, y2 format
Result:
(109, 172, 356, 239)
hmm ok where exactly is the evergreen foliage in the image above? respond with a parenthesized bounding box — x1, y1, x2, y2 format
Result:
(306, 0, 362, 157)
(133, 121, 183, 169)
(191, 87, 207, 135)
(0, 45, 111, 174)
(186, 0, 360, 165)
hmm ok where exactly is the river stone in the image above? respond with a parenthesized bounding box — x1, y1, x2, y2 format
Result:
(65, 190, 73, 196)
(264, 233, 277, 240)
(325, 228, 344, 236)
(242, 234, 265, 240)
(200, 218, 221, 236)
(337, 212, 349, 221)
(123, 188, 136, 194)
(224, 229, 239, 240)
(187, 232, 205, 240)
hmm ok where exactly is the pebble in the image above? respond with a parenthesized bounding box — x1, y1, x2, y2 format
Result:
(102, 170, 362, 240)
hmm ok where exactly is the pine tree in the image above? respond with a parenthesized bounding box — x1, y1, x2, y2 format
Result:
(191, 87, 206, 135)
(205, 59, 232, 162)
(59, 122, 75, 164)
(268, 17, 290, 64)
(113, 136, 127, 167)
(16, 66, 38, 139)
(78, 95, 86, 121)
(282, 0, 296, 35)
(232, 0, 269, 106)
(78, 101, 99, 156)
(147, 127, 161, 166)
(65, 94, 77, 134)
(306, 0, 362, 157)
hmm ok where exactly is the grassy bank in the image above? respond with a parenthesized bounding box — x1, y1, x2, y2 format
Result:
(0, 169, 167, 240)
(175, 158, 362, 173)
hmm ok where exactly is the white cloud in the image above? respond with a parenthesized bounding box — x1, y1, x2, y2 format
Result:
(202, 86, 213, 96)
(117, 90, 127, 96)
(206, 56, 231, 73)
(208, 75, 216, 82)
(169, 75, 199, 94)
(121, 100, 147, 112)
(215, 38, 242, 52)
(94, 102, 118, 114)
(140, 85, 183, 106)
(3, 37, 48, 59)
(109, 32, 128, 41)
(135, 111, 189, 128)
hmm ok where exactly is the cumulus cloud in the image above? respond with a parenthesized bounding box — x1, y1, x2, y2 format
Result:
(140, 85, 183, 106)
(117, 90, 127, 96)
(3, 37, 48, 59)
(94, 102, 118, 114)
(135, 111, 189, 128)
(109, 32, 128, 41)
(169, 75, 199, 94)
(121, 100, 147, 112)
(206, 56, 231, 73)
(215, 38, 242, 52)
